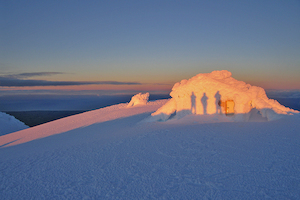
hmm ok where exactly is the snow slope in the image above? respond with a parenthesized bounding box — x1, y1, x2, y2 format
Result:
(0, 112, 28, 136)
(0, 99, 299, 199)
(0, 100, 166, 147)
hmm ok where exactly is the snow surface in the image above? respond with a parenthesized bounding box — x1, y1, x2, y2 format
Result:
(0, 99, 300, 199)
(0, 112, 28, 136)
(151, 70, 299, 122)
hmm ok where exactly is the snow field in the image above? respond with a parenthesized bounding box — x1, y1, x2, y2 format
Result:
(0, 101, 299, 199)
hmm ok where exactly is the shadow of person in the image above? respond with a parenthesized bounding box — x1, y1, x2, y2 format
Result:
(214, 91, 222, 114)
(191, 92, 196, 114)
(201, 92, 208, 115)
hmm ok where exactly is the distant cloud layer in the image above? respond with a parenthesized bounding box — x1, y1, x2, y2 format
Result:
(6, 72, 65, 79)
(0, 72, 141, 87)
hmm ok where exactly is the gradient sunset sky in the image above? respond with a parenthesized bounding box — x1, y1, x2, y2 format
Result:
(1, 0, 300, 92)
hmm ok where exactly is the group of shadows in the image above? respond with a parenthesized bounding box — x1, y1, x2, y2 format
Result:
(190, 91, 223, 115)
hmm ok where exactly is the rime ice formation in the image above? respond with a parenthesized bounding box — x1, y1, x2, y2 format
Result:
(151, 70, 299, 121)
(0, 112, 28, 136)
(127, 92, 150, 107)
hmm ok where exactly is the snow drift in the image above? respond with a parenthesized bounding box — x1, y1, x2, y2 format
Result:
(0, 112, 28, 136)
(151, 70, 299, 121)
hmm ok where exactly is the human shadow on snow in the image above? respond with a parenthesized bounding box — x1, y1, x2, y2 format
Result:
(214, 91, 222, 114)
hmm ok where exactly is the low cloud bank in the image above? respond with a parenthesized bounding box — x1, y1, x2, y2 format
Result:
(0, 77, 141, 87)
(4, 72, 65, 79)
(0, 72, 141, 87)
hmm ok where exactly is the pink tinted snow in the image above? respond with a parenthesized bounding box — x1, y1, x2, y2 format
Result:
(0, 100, 167, 147)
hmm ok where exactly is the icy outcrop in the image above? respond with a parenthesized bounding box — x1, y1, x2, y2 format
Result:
(127, 92, 150, 107)
(151, 70, 299, 121)
(0, 112, 28, 136)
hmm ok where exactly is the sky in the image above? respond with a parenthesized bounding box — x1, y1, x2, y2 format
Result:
(1, 0, 300, 94)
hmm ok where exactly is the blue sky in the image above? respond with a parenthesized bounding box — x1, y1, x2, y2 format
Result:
(1, 0, 300, 91)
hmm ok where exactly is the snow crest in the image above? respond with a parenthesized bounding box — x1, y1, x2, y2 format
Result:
(151, 70, 299, 121)
(0, 112, 28, 136)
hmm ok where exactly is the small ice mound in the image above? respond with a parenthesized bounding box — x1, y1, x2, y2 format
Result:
(127, 92, 150, 107)
(151, 70, 299, 122)
(0, 112, 28, 136)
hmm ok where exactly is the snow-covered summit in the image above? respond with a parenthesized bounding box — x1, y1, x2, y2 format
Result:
(151, 70, 299, 121)
(0, 112, 28, 136)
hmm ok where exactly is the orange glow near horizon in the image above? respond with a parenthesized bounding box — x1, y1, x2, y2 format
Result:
(1, 75, 299, 92)
(1, 81, 300, 92)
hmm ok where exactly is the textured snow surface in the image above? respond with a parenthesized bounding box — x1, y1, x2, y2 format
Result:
(0, 112, 28, 136)
(151, 70, 299, 121)
(0, 100, 300, 199)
